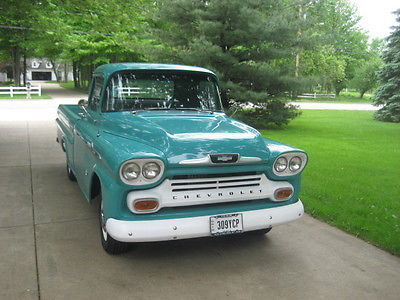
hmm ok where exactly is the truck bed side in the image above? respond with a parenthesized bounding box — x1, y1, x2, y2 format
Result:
(56, 104, 81, 167)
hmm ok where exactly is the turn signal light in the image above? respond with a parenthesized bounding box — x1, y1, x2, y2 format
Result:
(134, 200, 159, 211)
(274, 188, 293, 200)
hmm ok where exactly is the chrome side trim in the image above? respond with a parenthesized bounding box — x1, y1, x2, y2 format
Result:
(238, 156, 263, 163)
(179, 155, 263, 165)
(179, 156, 210, 165)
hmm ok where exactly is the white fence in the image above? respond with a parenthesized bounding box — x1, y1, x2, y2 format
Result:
(298, 93, 335, 99)
(0, 85, 42, 97)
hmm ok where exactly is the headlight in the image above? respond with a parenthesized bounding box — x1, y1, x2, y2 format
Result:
(274, 157, 288, 172)
(121, 163, 140, 180)
(289, 156, 302, 171)
(120, 158, 164, 185)
(142, 162, 161, 179)
(273, 152, 307, 176)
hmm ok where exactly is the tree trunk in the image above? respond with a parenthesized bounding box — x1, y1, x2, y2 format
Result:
(64, 63, 68, 83)
(79, 64, 84, 88)
(12, 46, 21, 86)
(294, 4, 303, 78)
(23, 54, 27, 85)
(73, 61, 80, 88)
(50, 60, 60, 82)
(360, 91, 365, 99)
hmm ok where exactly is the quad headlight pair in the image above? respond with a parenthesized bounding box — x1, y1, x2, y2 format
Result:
(273, 152, 307, 176)
(120, 159, 164, 185)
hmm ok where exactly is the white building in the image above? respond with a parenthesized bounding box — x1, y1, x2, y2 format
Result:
(0, 58, 73, 82)
(0, 72, 7, 82)
(27, 58, 73, 81)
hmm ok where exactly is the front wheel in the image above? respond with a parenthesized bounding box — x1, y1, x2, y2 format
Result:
(97, 194, 129, 255)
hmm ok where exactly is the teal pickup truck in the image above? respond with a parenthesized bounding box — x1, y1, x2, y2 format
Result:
(56, 63, 307, 254)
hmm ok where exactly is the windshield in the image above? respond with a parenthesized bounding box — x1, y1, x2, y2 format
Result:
(103, 71, 222, 112)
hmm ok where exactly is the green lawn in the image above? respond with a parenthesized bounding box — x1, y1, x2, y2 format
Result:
(261, 110, 400, 255)
(0, 94, 52, 99)
(59, 82, 88, 93)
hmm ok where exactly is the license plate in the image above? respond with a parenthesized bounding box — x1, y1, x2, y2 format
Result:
(210, 213, 243, 236)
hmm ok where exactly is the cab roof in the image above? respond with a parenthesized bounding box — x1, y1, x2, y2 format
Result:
(93, 63, 217, 79)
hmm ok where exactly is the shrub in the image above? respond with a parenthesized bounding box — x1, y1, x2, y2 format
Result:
(227, 100, 301, 128)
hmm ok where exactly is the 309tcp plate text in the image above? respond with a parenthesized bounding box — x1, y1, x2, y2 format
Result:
(210, 213, 243, 236)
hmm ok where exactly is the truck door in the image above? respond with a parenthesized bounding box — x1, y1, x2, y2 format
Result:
(73, 76, 103, 200)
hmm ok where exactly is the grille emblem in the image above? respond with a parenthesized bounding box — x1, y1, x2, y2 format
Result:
(210, 153, 239, 164)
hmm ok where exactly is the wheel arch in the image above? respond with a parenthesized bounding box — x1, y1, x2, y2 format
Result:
(90, 172, 102, 203)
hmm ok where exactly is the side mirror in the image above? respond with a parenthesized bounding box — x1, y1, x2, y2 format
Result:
(78, 99, 88, 109)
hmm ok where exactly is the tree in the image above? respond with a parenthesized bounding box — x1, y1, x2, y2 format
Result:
(350, 51, 382, 98)
(350, 58, 382, 98)
(373, 9, 400, 122)
(301, 46, 347, 92)
(154, 0, 303, 127)
(0, 0, 39, 85)
(31, 0, 155, 88)
(300, 0, 369, 95)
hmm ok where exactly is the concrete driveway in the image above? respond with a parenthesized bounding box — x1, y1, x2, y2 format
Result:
(0, 84, 399, 299)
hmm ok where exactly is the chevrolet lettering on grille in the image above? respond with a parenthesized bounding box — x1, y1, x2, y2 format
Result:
(172, 188, 263, 200)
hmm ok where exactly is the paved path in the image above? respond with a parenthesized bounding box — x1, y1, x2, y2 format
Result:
(290, 102, 380, 110)
(0, 82, 86, 121)
(0, 84, 399, 299)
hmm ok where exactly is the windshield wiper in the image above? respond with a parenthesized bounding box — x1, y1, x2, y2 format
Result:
(147, 107, 172, 111)
(132, 107, 171, 114)
(175, 108, 214, 114)
(132, 107, 215, 114)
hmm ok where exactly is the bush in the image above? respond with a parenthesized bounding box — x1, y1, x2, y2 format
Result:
(227, 100, 301, 128)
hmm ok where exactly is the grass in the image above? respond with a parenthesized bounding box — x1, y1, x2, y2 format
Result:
(294, 91, 373, 104)
(261, 110, 400, 255)
(0, 94, 52, 99)
(59, 82, 88, 93)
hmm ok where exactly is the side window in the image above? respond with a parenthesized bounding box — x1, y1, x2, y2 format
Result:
(89, 77, 103, 111)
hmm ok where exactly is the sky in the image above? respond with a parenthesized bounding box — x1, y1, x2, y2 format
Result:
(349, 0, 399, 39)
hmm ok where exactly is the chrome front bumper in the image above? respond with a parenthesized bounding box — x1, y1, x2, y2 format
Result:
(106, 200, 304, 242)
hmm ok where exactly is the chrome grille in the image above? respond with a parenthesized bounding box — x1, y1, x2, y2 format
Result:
(170, 172, 262, 192)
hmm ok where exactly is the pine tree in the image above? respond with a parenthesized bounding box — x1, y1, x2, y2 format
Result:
(373, 9, 400, 122)
(154, 0, 304, 127)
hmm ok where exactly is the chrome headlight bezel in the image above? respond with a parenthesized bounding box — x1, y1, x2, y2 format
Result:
(273, 152, 307, 176)
(120, 158, 164, 185)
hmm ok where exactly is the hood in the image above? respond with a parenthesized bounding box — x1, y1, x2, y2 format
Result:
(100, 111, 269, 165)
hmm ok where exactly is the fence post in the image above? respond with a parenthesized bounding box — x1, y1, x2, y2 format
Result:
(10, 87, 13, 97)
(38, 85, 41, 96)
(314, 92, 316, 99)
